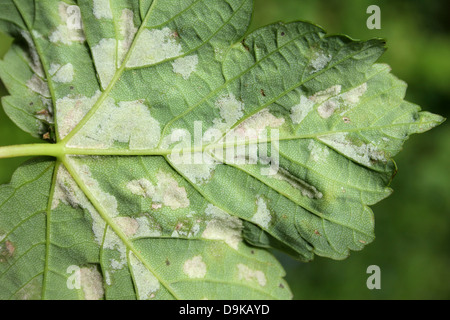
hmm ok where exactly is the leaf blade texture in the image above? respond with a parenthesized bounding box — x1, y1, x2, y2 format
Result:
(0, 0, 444, 299)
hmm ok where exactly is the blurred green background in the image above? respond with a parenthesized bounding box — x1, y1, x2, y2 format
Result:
(0, 0, 449, 299)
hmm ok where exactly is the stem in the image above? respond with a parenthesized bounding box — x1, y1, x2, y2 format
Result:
(0, 143, 63, 159)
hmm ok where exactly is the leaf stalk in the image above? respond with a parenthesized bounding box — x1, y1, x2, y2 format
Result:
(0, 143, 63, 159)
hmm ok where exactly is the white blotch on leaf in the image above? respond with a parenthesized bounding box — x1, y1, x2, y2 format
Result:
(161, 128, 219, 185)
(49, 2, 85, 44)
(26, 75, 50, 97)
(175, 161, 218, 185)
(172, 55, 198, 80)
(52, 165, 102, 227)
(52, 166, 112, 257)
(290, 96, 315, 124)
(104, 228, 127, 271)
(154, 171, 190, 210)
(272, 167, 323, 199)
(183, 255, 207, 279)
(159, 128, 190, 149)
(317, 100, 339, 119)
(49, 25, 86, 44)
(251, 196, 271, 229)
(127, 179, 155, 198)
(190, 223, 201, 237)
(170, 152, 219, 186)
(20, 31, 44, 77)
(67, 99, 161, 150)
(312, 85, 342, 119)
(80, 266, 104, 300)
(52, 165, 87, 210)
(311, 85, 342, 104)
(92, 38, 117, 89)
(129, 253, 160, 300)
(215, 93, 245, 128)
(91, 10, 137, 86)
(127, 27, 183, 68)
(56, 91, 101, 140)
(31, 30, 43, 39)
(310, 52, 332, 73)
(214, 47, 225, 61)
(232, 108, 285, 141)
(118, 9, 138, 67)
(134, 217, 162, 238)
(290, 84, 367, 122)
(93, 0, 113, 19)
(49, 63, 74, 83)
(308, 140, 329, 162)
(310, 83, 368, 119)
(237, 264, 267, 287)
(113, 217, 139, 237)
(104, 271, 111, 286)
(172, 218, 202, 238)
(70, 162, 119, 218)
(319, 132, 386, 166)
(171, 230, 180, 238)
(341, 83, 368, 105)
(127, 171, 190, 210)
(202, 204, 243, 250)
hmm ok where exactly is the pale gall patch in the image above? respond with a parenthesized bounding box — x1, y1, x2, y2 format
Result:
(172, 55, 199, 80)
(183, 255, 207, 279)
(237, 264, 267, 287)
(80, 266, 104, 300)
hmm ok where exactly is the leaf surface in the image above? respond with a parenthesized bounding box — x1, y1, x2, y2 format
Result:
(0, 0, 443, 299)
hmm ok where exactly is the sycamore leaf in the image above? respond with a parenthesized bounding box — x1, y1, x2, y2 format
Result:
(0, 0, 444, 300)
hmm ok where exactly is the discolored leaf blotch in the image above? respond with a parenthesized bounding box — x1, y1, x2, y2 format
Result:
(0, 0, 443, 300)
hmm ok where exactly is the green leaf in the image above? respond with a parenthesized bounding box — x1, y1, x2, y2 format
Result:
(0, 0, 444, 300)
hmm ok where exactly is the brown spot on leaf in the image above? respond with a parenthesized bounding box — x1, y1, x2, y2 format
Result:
(1, 240, 15, 262)
(151, 203, 162, 210)
(36, 109, 49, 116)
(241, 39, 249, 51)
(175, 223, 183, 231)
(5, 241, 14, 256)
